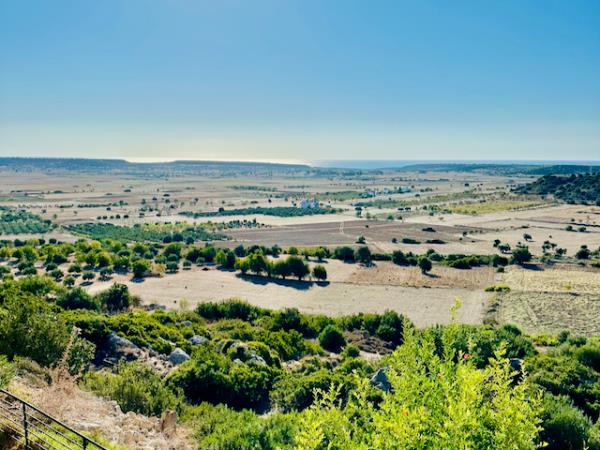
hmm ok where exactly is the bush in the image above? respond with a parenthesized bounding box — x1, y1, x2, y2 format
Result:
(511, 245, 532, 265)
(132, 259, 150, 278)
(285, 256, 309, 280)
(392, 250, 411, 266)
(82, 270, 95, 281)
(96, 283, 132, 312)
(484, 284, 511, 292)
(0, 291, 74, 366)
(319, 325, 346, 353)
(418, 257, 432, 274)
(333, 246, 355, 262)
(295, 331, 542, 449)
(84, 361, 181, 416)
(57, 287, 100, 311)
(374, 311, 405, 346)
(196, 299, 265, 322)
(271, 369, 349, 412)
(184, 402, 295, 450)
(539, 394, 599, 450)
(355, 247, 372, 265)
(167, 346, 278, 409)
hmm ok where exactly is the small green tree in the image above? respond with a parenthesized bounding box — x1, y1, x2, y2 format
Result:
(57, 287, 99, 311)
(97, 283, 131, 312)
(248, 251, 268, 275)
(132, 259, 150, 278)
(235, 258, 250, 274)
(575, 245, 590, 260)
(355, 246, 372, 265)
(82, 271, 95, 282)
(312, 264, 327, 281)
(287, 256, 309, 280)
(418, 257, 432, 274)
(511, 245, 532, 265)
(273, 260, 291, 279)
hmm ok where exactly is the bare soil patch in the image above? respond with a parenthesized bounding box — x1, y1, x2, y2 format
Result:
(495, 291, 600, 337)
(345, 261, 497, 289)
(86, 267, 489, 327)
(502, 265, 600, 294)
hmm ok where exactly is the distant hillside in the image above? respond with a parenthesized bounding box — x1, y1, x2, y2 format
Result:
(394, 163, 600, 176)
(527, 165, 600, 175)
(0, 157, 314, 177)
(516, 173, 600, 205)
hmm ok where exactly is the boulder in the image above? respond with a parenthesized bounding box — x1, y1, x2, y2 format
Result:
(189, 335, 208, 345)
(107, 332, 138, 351)
(369, 368, 392, 392)
(168, 348, 190, 365)
(229, 342, 267, 366)
(104, 332, 144, 362)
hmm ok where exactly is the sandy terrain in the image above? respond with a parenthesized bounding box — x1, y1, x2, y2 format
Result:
(86, 266, 489, 327)
(491, 264, 600, 336)
(496, 291, 600, 336)
(502, 265, 600, 294)
(226, 219, 477, 252)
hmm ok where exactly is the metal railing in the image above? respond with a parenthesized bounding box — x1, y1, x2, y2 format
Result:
(0, 389, 106, 449)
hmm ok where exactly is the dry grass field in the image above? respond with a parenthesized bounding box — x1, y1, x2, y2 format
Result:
(85, 264, 489, 327)
(495, 291, 600, 337)
(491, 265, 600, 336)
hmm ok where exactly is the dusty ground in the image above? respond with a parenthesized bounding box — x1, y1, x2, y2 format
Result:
(502, 265, 600, 295)
(495, 291, 600, 337)
(408, 204, 600, 256)
(345, 262, 497, 289)
(492, 264, 600, 336)
(86, 264, 489, 327)
(8, 375, 192, 450)
(226, 219, 479, 252)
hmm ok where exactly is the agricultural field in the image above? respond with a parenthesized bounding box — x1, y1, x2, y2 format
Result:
(1, 159, 600, 449)
(488, 264, 600, 336)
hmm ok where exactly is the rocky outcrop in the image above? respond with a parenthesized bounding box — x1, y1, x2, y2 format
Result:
(168, 348, 190, 365)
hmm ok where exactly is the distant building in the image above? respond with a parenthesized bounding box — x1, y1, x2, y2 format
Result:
(299, 198, 320, 209)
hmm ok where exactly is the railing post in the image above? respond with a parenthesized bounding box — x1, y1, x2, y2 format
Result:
(22, 402, 29, 448)
(83, 437, 88, 449)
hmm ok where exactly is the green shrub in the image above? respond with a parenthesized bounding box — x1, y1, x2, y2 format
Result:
(196, 299, 266, 322)
(319, 325, 346, 353)
(484, 284, 511, 292)
(312, 264, 327, 281)
(167, 347, 279, 409)
(295, 330, 542, 449)
(0, 290, 89, 369)
(539, 394, 599, 450)
(184, 403, 295, 450)
(84, 361, 181, 416)
(96, 283, 131, 312)
(271, 369, 349, 412)
(57, 287, 100, 311)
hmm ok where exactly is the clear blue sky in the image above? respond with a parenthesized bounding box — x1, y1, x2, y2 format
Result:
(1, 0, 599, 161)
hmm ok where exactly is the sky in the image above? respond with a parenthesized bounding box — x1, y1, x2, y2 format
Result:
(0, 0, 599, 162)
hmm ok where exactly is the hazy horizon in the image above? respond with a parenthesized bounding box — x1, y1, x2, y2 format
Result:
(1, 1, 599, 160)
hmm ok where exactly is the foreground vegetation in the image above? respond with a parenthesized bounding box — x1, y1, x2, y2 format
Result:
(1, 274, 600, 448)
